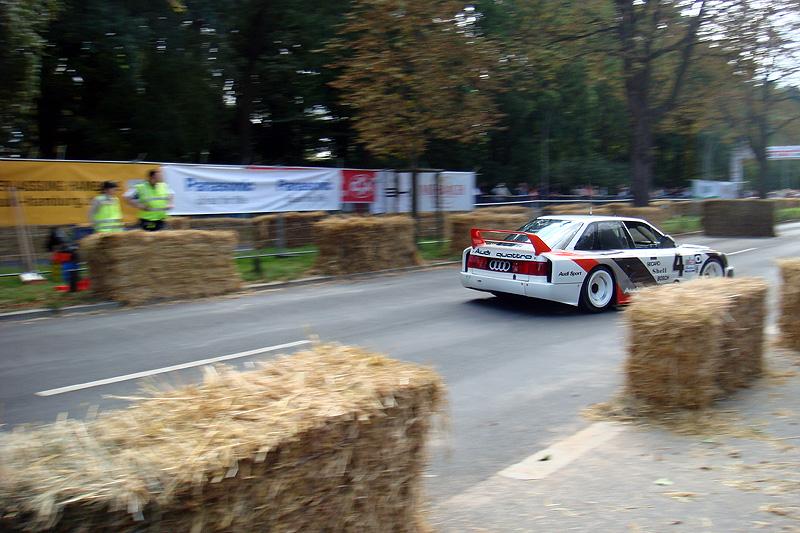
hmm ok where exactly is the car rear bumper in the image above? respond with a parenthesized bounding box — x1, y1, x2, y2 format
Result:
(460, 271, 582, 307)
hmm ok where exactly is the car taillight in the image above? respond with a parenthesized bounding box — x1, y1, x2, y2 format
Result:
(467, 254, 487, 269)
(513, 260, 548, 276)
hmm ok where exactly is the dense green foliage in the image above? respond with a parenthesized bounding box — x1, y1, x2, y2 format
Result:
(2, 0, 800, 197)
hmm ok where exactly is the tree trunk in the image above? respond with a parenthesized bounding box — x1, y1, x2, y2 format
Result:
(755, 154, 770, 199)
(628, 92, 654, 207)
(236, 57, 256, 165)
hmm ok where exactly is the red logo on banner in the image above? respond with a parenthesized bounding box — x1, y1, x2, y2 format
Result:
(342, 170, 375, 202)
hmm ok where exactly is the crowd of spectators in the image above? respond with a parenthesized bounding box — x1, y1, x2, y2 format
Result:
(475, 182, 694, 204)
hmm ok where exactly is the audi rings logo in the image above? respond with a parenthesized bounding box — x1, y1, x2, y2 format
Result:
(488, 260, 512, 272)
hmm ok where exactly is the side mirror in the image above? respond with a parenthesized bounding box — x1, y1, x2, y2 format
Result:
(658, 235, 676, 249)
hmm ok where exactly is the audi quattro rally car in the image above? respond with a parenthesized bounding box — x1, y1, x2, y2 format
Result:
(460, 215, 734, 312)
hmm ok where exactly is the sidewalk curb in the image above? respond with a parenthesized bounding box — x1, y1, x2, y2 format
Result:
(0, 301, 122, 322)
(0, 261, 461, 323)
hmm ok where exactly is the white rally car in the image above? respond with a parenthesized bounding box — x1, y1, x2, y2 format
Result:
(461, 215, 734, 312)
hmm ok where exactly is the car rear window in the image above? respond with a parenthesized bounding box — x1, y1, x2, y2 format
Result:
(512, 219, 583, 247)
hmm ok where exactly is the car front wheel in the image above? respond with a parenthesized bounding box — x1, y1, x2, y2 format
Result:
(579, 266, 615, 313)
(700, 258, 724, 277)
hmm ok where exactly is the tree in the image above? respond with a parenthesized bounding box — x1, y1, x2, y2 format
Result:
(35, 0, 228, 161)
(707, 0, 800, 197)
(328, 0, 504, 164)
(0, 0, 59, 156)
(505, 0, 711, 204)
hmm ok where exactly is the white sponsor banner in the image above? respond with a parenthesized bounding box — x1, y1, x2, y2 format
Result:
(691, 179, 742, 199)
(768, 146, 800, 159)
(163, 165, 340, 214)
(372, 171, 475, 213)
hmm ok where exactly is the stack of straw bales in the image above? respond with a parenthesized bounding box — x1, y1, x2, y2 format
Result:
(612, 206, 670, 230)
(448, 210, 531, 254)
(313, 215, 422, 275)
(624, 277, 768, 411)
(542, 203, 595, 215)
(0, 343, 445, 532)
(413, 212, 456, 240)
(181, 217, 256, 247)
(80, 230, 241, 305)
(252, 211, 328, 248)
(770, 197, 800, 210)
(540, 204, 671, 229)
(703, 199, 774, 237)
(778, 259, 800, 351)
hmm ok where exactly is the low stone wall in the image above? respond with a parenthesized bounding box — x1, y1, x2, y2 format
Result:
(0, 344, 445, 532)
(80, 230, 241, 305)
(624, 277, 769, 411)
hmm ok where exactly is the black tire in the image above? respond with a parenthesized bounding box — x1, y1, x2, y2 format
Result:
(579, 266, 615, 313)
(699, 257, 724, 277)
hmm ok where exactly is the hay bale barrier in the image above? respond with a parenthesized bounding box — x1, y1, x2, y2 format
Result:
(703, 199, 775, 237)
(778, 259, 800, 351)
(253, 212, 328, 249)
(448, 211, 531, 254)
(0, 343, 445, 532)
(313, 215, 422, 276)
(624, 277, 769, 412)
(80, 230, 242, 305)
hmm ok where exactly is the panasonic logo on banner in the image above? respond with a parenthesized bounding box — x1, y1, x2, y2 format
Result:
(277, 180, 332, 191)
(185, 178, 255, 192)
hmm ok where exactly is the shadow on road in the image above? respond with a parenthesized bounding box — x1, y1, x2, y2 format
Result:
(462, 293, 616, 317)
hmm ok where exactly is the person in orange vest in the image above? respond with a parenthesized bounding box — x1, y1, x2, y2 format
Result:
(124, 169, 174, 231)
(87, 181, 124, 233)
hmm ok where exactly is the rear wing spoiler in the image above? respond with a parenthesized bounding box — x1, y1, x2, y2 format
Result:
(470, 228, 551, 256)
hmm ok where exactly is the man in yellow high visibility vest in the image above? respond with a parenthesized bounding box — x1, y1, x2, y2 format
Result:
(88, 181, 124, 233)
(124, 169, 174, 231)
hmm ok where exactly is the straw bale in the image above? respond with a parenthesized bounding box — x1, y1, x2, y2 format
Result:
(181, 217, 256, 247)
(702, 199, 774, 237)
(252, 212, 328, 248)
(770, 197, 800, 210)
(474, 206, 532, 215)
(313, 215, 422, 275)
(413, 212, 454, 239)
(167, 216, 191, 230)
(649, 200, 692, 219)
(80, 230, 242, 305)
(542, 203, 593, 215)
(448, 211, 531, 254)
(612, 206, 669, 230)
(624, 277, 768, 412)
(0, 343, 445, 532)
(778, 259, 800, 351)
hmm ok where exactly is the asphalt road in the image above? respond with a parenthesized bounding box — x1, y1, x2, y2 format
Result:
(2, 223, 800, 506)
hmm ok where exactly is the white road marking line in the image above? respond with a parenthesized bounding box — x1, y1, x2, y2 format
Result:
(499, 422, 625, 481)
(36, 340, 311, 397)
(727, 247, 758, 256)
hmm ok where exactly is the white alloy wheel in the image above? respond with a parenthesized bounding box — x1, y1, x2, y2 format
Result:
(700, 258, 724, 277)
(580, 267, 615, 312)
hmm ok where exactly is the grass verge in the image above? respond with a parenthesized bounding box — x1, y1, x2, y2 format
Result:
(0, 242, 460, 314)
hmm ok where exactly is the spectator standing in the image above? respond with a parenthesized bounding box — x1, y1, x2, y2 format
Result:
(88, 181, 124, 233)
(491, 182, 512, 201)
(124, 169, 174, 231)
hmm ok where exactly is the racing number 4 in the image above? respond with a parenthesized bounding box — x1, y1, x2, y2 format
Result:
(672, 254, 684, 277)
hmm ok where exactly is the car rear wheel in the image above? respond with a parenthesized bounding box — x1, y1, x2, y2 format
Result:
(579, 266, 615, 313)
(700, 258, 724, 277)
